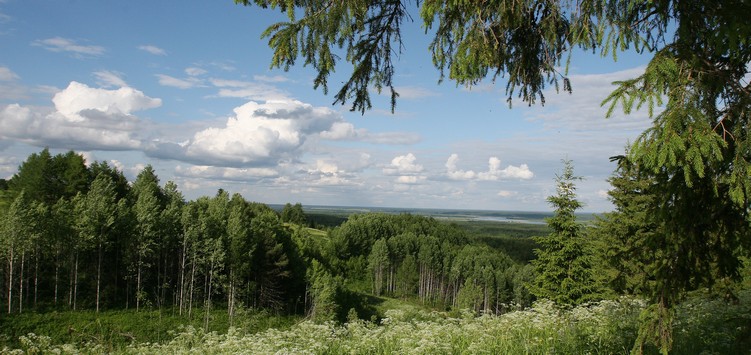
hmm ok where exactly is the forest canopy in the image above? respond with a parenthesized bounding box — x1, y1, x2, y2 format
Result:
(0, 149, 535, 322)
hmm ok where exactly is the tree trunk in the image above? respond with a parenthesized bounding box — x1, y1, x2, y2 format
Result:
(73, 252, 78, 311)
(179, 236, 188, 316)
(54, 264, 59, 307)
(156, 249, 162, 309)
(19, 251, 24, 313)
(205, 261, 213, 332)
(7, 247, 14, 314)
(483, 284, 489, 313)
(228, 271, 234, 326)
(136, 253, 142, 312)
(34, 251, 38, 309)
(96, 242, 102, 313)
(68, 252, 73, 308)
(161, 251, 168, 309)
(54, 249, 60, 307)
(188, 253, 196, 319)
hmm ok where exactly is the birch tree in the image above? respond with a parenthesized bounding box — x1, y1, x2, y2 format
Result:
(74, 173, 120, 312)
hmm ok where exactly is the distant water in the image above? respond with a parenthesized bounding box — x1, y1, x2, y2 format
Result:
(272, 205, 597, 225)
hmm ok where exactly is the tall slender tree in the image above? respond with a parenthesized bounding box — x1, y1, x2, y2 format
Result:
(1, 192, 36, 313)
(226, 193, 253, 321)
(532, 160, 599, 305)
(50, 198, 75, 308)
(161, 181, 184, 308)
(131, 166, 164, 311)
(74, 173, 121, 312)
(367, 238, 389, 296)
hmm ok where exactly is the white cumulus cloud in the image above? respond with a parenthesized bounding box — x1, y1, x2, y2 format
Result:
(384, 153, 423, 174)
(320, 121, 357, 140)
(446, 154, 533, 181)
(52, 81, 161, 120)
(0, 81, 161, 150)
(147, 99, 346, 167)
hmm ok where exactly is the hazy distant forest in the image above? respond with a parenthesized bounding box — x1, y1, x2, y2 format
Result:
(0, 149, 749, 354)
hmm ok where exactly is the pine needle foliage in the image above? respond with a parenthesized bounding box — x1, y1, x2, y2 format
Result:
(596, 2, 751, 352)
(235, 1, 751, 352)
(532, 160, 600, 305)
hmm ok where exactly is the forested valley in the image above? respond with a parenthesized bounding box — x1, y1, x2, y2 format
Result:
(1, 149, 749, 354)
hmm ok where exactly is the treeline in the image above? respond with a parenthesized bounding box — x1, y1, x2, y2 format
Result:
(0, 149, 313, 320)
(0, 149, 532, 322)
(324, 213, 534, 314)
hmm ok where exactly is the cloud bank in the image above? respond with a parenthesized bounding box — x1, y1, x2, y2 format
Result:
(0, 81, 160, 150)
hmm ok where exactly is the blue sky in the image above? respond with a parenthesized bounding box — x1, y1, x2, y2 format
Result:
(0, 1, 654, 212)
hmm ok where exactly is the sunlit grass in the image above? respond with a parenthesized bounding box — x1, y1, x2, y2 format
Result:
(5, 290, 749, 354)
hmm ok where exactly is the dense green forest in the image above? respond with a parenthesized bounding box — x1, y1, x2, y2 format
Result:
(1, 149, 749, 354)
(0, 149, 535, 317)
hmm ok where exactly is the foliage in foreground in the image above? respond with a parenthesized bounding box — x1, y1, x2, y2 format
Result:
(5, 290, 750, 354)
(0, 308, 299, 351)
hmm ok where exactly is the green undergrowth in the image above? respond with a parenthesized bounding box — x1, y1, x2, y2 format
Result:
(0, 307, 299, 352)
(3, 289, 750, 354)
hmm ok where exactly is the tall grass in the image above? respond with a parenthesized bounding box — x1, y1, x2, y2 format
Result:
(4, 290, 749, 354)
(0, 307, 298, 352)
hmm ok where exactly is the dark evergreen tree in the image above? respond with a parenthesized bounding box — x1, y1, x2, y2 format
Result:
(51, 151, 90, 200)
(9, 148, 54, 203)
(251, 209, 291, 310)
(593, 155, 656, 296)
(531, 160, 599, 305)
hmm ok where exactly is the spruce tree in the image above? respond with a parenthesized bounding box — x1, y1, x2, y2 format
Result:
(593, 154, 656, 296)
(531, 160, 599, 305)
